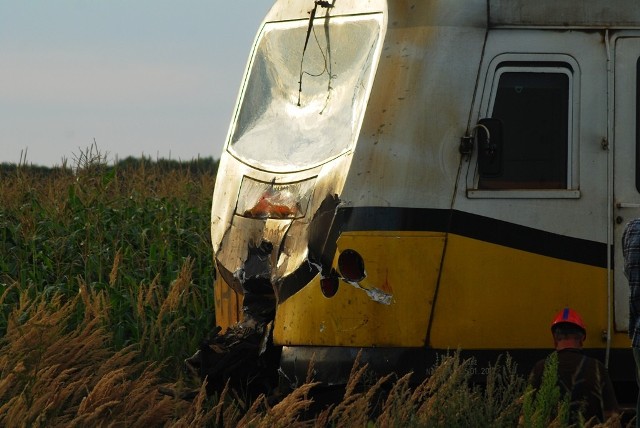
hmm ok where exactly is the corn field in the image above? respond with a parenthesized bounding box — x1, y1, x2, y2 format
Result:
(0, 150, 627, 426)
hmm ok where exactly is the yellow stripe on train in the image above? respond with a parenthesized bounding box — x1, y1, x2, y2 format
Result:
(271, 232, 626, 350)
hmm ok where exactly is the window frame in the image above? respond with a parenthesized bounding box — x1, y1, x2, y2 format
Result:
(467, 54, 581, 199)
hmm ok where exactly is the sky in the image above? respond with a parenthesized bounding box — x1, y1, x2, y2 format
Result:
(0, 1, 274, 167)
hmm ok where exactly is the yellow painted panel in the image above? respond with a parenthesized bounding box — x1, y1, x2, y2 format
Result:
(274, 232, 446, 346)
(213, 275, 242, 332)
(430, 234, 626, 349)
(272, 232, 631, 351)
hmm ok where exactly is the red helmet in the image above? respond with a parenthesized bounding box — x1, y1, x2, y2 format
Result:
(551, 307, 586, 336)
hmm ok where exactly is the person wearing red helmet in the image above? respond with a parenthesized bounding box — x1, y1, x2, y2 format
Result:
(529, 307, 620, 424)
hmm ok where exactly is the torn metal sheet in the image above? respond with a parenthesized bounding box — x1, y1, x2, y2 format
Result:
(343, 279, 393, 305)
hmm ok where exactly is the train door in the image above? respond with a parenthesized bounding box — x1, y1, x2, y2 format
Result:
(613, 36, 640, 332)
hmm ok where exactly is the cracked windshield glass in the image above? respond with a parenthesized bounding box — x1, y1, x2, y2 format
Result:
(228, 14, 383, 171)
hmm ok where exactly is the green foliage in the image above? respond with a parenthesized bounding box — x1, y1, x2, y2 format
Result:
(522, 352, 570, 428)
(413, 352, 526, 428)
(476, 353, 527, 427)
(0, 151, 218, 377)
(2, 149, 610, 426)
(114, 155, 219, 176)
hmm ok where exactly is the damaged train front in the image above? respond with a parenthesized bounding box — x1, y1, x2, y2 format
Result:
(186, 2, 387, 396)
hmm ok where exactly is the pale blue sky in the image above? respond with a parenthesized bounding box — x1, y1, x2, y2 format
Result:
(0, 1, 274, 166)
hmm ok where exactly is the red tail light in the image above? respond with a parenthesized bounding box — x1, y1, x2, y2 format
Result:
(320, 272, 339, 298)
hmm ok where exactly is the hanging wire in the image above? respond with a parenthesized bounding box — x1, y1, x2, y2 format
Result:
(297, 1, 334, 106)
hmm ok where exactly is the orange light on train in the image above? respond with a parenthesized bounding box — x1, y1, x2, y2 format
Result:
(246, 191, 298, 218)
(236, 176, 315, 220)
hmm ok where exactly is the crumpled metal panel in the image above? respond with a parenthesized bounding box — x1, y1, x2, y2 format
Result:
(213, 157, 351, 308)
(211, 9, 387, 316)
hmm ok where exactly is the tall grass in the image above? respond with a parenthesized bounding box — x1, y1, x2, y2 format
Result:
(0, 280, 528, 427)
(0, 151, 626, 426)
(0, 282, 236, 426)
(0, 148, 217, 372)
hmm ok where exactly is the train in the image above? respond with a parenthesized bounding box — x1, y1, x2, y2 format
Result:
(201, 0, 640, 402)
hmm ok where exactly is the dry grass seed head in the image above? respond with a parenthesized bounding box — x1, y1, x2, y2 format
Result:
(42, 317, 110, 370)
(305, 354, 317, 384)
(1, 396, 30, 427)
(0, 290, 115, 426)
(72, 362, 178, 427)
(0, 285, 187, 427)
(131, 274, 162, 349)
(171, 377, 236, 428)
(324, 353, 389, 427)
(136, 282, 146, 321)
(170, 380, 210, 428)
(0, 373, 17, 400)
(23, 365, 93, 425)
(155, 257, 193, 332)
(415, 353, 473, 421)
(72, 399, 123, 427)
(121, 365, 179, 427)
(6, 293, 64, 345)
(236, 393, 268, 427)
(4, 294, 75, 365)
(213, 378, 231, 426)
(343, 350, 368, 400)
(0, 281, 18, 307)
(332, 373, 393, 428)
(145, 274, 161, 307)
(93, 345, 140, 380)
(76, 367, 128, 415)
(376, 372, 415, 427)
(312, 406, 333, 428)
(121, 363, 163, 405)
(257, 381, 321, 428)
(76, 277, 110, 325)
(109, 248, 122, 287)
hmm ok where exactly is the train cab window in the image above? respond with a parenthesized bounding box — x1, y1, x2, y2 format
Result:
(478, 66, 572, 190)
(227, 14, 384, 172)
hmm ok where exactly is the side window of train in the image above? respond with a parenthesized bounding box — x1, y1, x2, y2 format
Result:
(473, 61, 577, 194)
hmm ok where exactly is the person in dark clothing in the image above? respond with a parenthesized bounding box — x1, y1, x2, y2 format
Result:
(623, 218, 640, 428)
(530, 307, 620, 424)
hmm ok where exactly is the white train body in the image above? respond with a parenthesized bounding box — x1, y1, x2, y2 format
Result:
(210, 0, 640, 395)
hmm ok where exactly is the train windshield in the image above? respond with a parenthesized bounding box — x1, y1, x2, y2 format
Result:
(228, 14, 383, 171)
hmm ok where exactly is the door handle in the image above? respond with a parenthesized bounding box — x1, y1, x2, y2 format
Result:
(616, 202, 640, 208)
